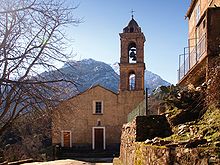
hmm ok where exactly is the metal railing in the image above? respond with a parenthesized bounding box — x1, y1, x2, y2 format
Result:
(127, 99, 146, 123)
(178, 33, 206, 81)
(196, 34, 206, 59)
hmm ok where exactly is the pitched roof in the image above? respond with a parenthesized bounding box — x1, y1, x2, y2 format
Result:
(84, 84, 118, 95)
(186, 0, 198, 18)
(67, 84, 118, 101)
(128, 18, 139, 27)
(123, 17, 142, 33)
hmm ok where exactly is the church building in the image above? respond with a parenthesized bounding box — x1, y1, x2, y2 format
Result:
(52, 16, 146, 151)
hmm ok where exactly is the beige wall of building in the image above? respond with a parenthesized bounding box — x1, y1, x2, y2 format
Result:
(179, 0, 220, 105)
(52, 85, 144, 149)
(187, 0, 220, 68)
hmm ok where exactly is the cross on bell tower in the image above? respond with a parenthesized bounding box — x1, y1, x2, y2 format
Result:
(131, 9, 135, 19)
(119, 16, 146, 91)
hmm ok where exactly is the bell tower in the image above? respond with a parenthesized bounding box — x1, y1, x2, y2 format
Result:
(119, 16, 145, 92)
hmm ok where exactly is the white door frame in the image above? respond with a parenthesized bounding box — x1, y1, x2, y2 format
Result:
(92, 127, 106, 150)
(61, 130, 72, 147)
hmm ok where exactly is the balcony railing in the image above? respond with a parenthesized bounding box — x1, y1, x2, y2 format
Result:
(178, 33, 206, 81)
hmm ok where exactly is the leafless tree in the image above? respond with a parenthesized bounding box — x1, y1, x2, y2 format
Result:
(0, 0, 80, 134)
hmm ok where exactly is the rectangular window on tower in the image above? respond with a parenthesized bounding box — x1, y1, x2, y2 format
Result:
(93, 101, 103, 114)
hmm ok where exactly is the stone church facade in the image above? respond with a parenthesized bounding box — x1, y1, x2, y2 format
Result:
(52, 17, 146, 150)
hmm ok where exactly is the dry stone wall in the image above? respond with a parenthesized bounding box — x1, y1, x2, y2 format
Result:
(116, 116, 220, 165)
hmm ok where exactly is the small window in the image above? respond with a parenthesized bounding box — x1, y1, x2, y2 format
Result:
(203, 20, 206, 29)
(93, 101, 103, 114)
(195, 4, 200, 24)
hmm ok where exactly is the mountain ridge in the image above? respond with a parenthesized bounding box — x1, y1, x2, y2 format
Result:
(42, 58, 170, 98)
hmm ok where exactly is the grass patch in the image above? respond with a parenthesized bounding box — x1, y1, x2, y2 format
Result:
(197, 105, 220, 144)
(163, 105, 220, 147)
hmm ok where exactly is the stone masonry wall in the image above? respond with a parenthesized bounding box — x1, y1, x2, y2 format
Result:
(136, 116, 173, 141)
(206, 8, 220, 105)
(117, 142, 220, 165)
(116, 117, 220, 165)
(119, 119, 136, 165)
(118, 116, 173, 165)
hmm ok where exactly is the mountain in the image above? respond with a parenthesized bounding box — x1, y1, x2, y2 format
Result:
(62, 59, 119, 93)
(42, 59, 170, 99)
(145, 71, 171, 94)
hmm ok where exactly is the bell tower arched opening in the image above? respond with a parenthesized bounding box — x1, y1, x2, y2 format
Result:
(129, 71, 136, 90)
(128, 42, 137, 63)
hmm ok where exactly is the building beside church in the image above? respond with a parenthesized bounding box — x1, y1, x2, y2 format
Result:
(52, 17, 146, 150)
(178, 0, 220, 104)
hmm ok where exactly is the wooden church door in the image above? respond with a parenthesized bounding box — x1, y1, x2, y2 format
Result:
(95, 128, 103, 150)
(93, 127, 105, 150)
(62, 131, 71, 147)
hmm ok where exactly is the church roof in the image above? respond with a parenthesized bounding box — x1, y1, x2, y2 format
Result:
(67, 84, 118, 101)
(128, 18, 139, 27)
(123, 17, 141, 33)
(85, 84, 118, 95)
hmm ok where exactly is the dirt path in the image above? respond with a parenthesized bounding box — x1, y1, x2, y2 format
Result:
(22, 159, 113, 165)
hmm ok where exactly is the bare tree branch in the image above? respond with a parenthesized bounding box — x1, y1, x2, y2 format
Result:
(0, 0, 81, 134)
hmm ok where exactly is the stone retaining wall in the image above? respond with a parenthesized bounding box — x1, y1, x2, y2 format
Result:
(118, 142, 220, 165)
(116, 116, 220, 165)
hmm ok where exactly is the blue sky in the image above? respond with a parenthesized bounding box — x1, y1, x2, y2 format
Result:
(66, 0, 191, 84)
